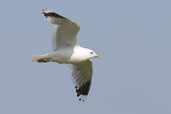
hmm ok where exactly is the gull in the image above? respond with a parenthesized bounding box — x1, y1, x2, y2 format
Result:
(30, 9, 101, 102)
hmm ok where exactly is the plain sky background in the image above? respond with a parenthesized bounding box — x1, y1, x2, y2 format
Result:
(0, 0, 171, 114)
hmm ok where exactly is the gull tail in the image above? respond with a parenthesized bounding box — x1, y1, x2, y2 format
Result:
(30, 54, 49, 63)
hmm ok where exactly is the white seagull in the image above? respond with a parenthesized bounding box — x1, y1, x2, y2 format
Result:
(30, 9, 101, 102)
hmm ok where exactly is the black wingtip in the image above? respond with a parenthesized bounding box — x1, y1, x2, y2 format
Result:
(42, 9, 47, 18)
(76, 81, 91, 96)
(75, 81, 91, 102)
(42, 9, 68, 19)
(42, 12, 47, 18)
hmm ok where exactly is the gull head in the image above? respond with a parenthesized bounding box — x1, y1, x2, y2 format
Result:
(87, 49, 101, 59)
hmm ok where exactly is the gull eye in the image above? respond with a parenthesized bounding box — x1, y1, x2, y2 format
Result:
(90, 52, 93, 54)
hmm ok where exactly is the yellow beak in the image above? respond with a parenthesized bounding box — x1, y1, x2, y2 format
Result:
(95, 55, 101, 58)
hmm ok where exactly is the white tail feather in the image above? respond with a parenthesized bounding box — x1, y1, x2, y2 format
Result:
(30, 54, 48, 62)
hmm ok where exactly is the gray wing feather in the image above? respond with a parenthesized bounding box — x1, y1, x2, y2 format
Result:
(43, 9, 80, 51)
(70, 60, 93, 102)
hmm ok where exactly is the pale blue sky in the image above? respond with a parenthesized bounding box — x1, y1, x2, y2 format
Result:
(0, 0, 171, 114)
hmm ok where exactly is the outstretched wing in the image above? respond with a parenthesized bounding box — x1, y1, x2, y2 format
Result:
(70, 60, 93, 102)
(43, 9, 80, 51)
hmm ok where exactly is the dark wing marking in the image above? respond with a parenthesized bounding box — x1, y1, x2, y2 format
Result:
(42, 10, 68, 19)
(75, 80, 91, 101)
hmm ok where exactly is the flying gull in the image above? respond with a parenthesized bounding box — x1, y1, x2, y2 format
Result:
(30, 9, 101, 102)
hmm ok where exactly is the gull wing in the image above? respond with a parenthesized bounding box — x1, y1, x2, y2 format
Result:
(43, 9, 80, 51)
(70, 60, 93, 102)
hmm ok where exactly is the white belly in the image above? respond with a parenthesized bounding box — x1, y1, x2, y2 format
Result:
(47, 46, 88, 64)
